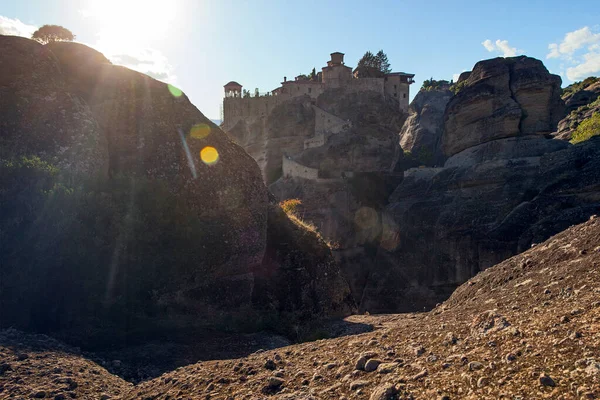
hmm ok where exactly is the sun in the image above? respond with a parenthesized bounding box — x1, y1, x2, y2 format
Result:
(85, 0, 177, 50)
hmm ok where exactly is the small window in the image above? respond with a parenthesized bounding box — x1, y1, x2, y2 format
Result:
(394, 93, 397, 97)
(394, 84, 397, 89)
(403, 93, 406, 98)
(308, 88, 312, 93)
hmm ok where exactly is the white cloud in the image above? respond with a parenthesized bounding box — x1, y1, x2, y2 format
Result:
(548, 26, 600, 82)
(0, 16, 36, 38)
(105, 48, 177, 84)
(482, 39, 495, 52)
(481, 39, 522, 57)
(547, 26, 600, 59)
(566, 52, 600, 81)
(452, 73, 461, 82)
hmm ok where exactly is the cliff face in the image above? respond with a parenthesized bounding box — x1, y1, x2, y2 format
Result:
(398, 86, 453, 166)
(228, 97, 316, 183)
(0, 36, 352, 346)
(442, 56, 564, 156)
(360, 56, 600, 313)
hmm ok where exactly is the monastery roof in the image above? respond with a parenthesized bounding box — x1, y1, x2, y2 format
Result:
(224, 81, 242, 87)
(385, 72, 415, 78)
(322, 64, 352, 70)
(281, 80, 322, 85)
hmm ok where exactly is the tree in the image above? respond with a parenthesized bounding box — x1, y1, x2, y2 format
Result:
(375, 50, 391, 74)
(254, 88, 260, 97)
(357, 51, 377, 70)
(356, 50, 392, 77)
(243, 89, 250, 98)
(31, 25, 75, 44)
(309, 67, 316, 81)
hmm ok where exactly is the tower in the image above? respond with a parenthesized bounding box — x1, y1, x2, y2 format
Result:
(224, 81, 243, 98)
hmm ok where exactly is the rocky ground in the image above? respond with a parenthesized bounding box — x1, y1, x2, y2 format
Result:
(2, 217, 598, 399)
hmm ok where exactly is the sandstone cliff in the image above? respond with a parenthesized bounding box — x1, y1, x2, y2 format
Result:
(442, 56, 564, 156)
(0, 35, 352, 346)
(398, 85, 453, 166)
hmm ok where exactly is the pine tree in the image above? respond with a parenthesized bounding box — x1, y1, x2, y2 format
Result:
(357, 51, 377, 70)
(375, 50, 391, 74)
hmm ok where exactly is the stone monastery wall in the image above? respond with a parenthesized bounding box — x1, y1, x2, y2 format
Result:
(303, 105, 351, 150)
(346, 78, 385, 95)
(314, 106, 350, 135)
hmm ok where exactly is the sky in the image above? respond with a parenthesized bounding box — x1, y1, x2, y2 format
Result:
(2, 0, 600, 120)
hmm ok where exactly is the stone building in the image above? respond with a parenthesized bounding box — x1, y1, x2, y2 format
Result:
(222, 52, 414, 132)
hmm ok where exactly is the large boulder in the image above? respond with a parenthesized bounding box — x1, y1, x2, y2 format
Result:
(0, 37, 352, 346)
(399, 86, 453, 166)
(442, 56, 564, 156)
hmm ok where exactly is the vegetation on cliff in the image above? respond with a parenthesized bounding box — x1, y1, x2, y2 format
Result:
(571, 111, 600, 143)
(562, 76, 598, 99)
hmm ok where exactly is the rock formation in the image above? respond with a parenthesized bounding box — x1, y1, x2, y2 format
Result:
(398, 84, 453, 166)
(360, 56, 600, 313)
(442, 56, 564, 156)
(266, 89, 406, 304)
(0, 35, 352, 346)
(554, 78, 600, 140)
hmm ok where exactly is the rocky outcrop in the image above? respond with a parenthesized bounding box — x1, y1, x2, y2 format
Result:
(399, 86, 453, 166)
(368, 136, 600, 312)
(442, 56, 564, 156)
(554, 79, 600, 140)
(0, 36, 352, 346)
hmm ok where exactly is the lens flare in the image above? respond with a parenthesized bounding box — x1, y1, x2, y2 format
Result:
(200, 146, 219, 165)
(190, 123, 211, 139)
(168, 84, 183, 97)
(354, 207, 379, 230)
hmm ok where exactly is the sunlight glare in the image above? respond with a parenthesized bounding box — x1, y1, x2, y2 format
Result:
(85, 0, 177, 49)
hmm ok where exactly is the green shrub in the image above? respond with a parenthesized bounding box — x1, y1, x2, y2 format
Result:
(450, 80, 468, 95)
(421, 78, 450, 91)
(571, 112, 600, 144)
(562, 76, 598, 98)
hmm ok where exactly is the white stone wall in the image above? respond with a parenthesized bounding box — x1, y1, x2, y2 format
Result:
(282, 155, 319, 179)
(304, 134, 325, 149)
(404, 167, 444, 181)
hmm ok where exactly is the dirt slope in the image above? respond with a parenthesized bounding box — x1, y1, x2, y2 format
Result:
(2, 217, 599, 399)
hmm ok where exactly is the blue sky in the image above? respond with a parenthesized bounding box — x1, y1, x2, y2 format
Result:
(2, 0, 600, 119)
